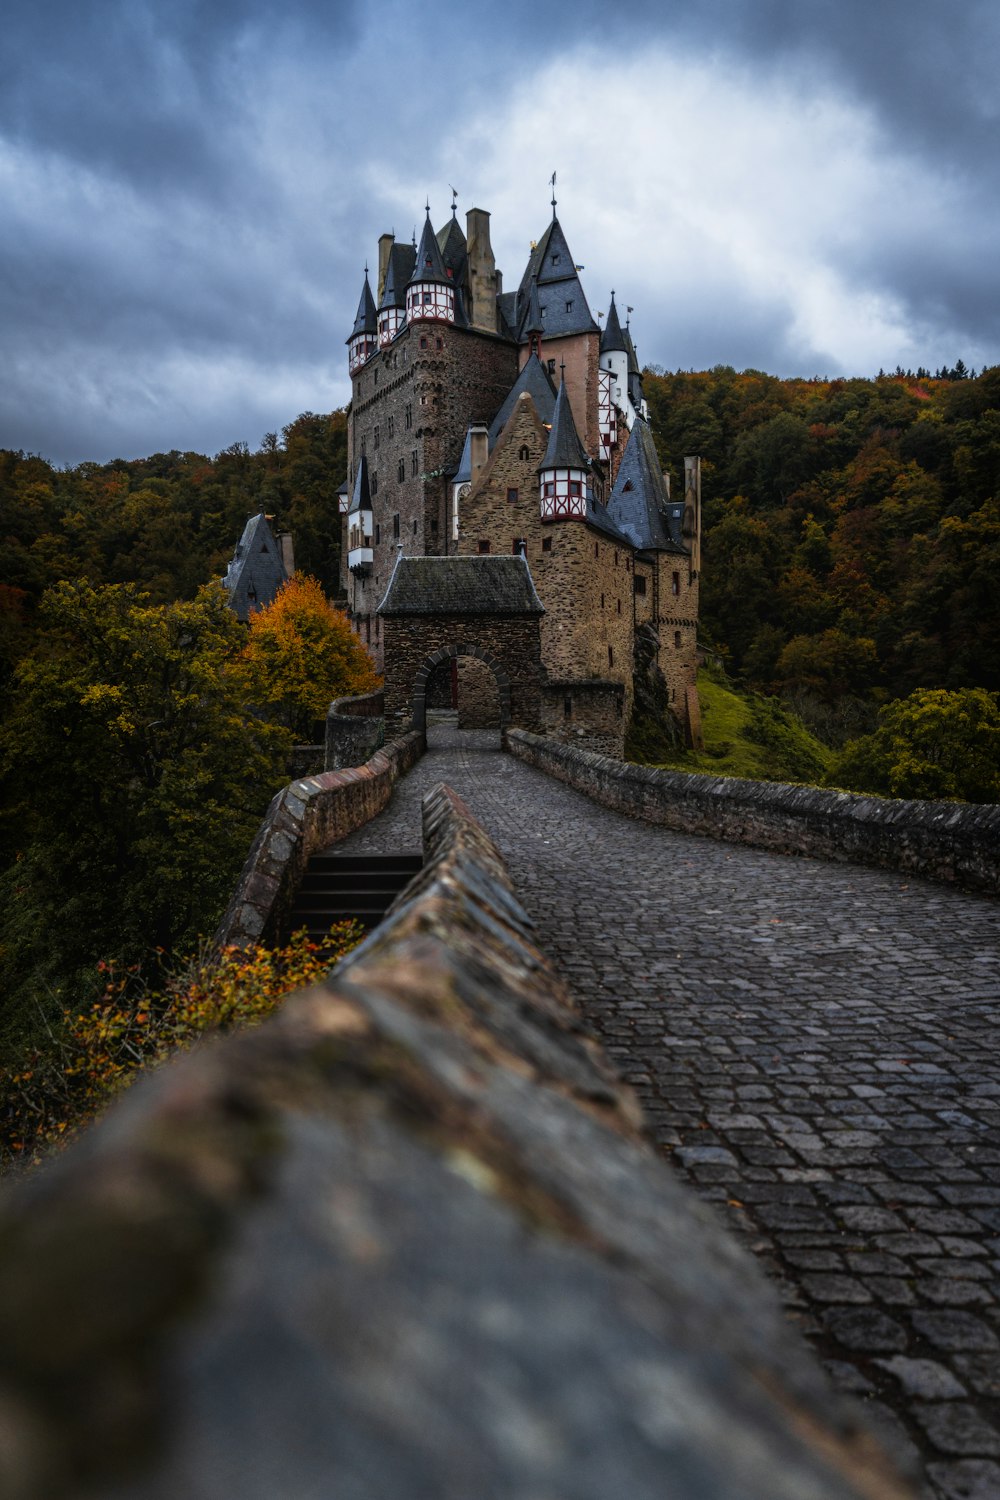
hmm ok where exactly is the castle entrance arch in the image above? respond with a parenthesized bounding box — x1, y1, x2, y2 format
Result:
(377, 556, 545, 741)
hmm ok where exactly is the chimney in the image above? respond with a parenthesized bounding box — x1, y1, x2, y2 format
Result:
(466, 208, 498, 333)
(277, 532, 296, 577)
(377, 233, 394, 304)
(469, 424, 489, 483)
(683, 456, 702, 576)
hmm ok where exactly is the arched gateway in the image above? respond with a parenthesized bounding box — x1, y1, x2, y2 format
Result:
(378, 555, 545, 738)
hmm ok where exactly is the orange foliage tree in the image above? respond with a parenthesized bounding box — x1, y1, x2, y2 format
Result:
(240, 575, 380, 737)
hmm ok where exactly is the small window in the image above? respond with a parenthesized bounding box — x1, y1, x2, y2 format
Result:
(565, 300, 573, 313)
(371, 472, 378, 496)
(622, 480, 633, 492)
(675, 630, 682, 649)
(672, 571, 680, 596)
(507, 486, 518, 503)
(375, 523, 381, 544)
(600, 593, 605, 609)
(617, 599, 621, 614)
(478, 539, 490, 554)
(413, 519, 418, 535)
(543, 481, 555, 497)
(436, 336, 443, 350)
(393, 513, 400, 540)
(374, 368, 378, 384)
(542, 536, 552, 552)
(634, 575, 646, 596)
(519, 445, 530, 461)
(398, 459, 405, 482)
(405, 404, 412, 429)
(594, 542, 599, 558)
(422, 291, 431, 304)
(547, 358, 556, 374)
(374, 425, 380, 449)
(614, 551, 619, 566)
(260, 543, 268, 554)
(569, 480, 581, 497)
(563, 695, 572, 718)
(420, 336, 428, 349)
(411, 450, 418, 476)
(608, 646, 614, 668)
(388, 415, 394, 438)
(551, 252, 560, 264)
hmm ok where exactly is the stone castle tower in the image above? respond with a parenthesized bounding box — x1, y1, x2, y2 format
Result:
(342, 195, 701, 752)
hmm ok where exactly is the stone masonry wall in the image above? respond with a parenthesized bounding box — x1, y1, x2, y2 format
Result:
(458, 393, 633, 714)
(348, 323, 518, 666)
(0, 780, 911, 1500)
(324, 690, 385, 772)
(521, 330, 601, 459)
(541, 680, 626, 758)
(381, 612, 544, 735)
(214, 730, 423, 949)
(507, 729, 1000, 896)
(456, 654, 501, 729)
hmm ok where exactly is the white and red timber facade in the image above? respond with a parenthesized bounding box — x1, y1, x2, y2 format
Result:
(342, 195, 702, 753)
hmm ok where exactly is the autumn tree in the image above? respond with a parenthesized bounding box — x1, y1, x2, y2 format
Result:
(830, 688, 1000, 803)
(238, 575, 380, 739)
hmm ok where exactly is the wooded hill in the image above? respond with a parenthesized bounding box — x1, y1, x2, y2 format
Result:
(644, 365, 1000, 741)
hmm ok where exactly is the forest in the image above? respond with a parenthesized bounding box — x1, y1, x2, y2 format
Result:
(2, 369, 998, 1123)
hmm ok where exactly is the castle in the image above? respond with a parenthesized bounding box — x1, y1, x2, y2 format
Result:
(341, 194, 701, 755)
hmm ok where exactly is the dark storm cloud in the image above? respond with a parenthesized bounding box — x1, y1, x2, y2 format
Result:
(1, 0, 998, 465)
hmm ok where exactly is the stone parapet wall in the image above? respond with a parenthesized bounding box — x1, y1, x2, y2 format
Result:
(507, 730, 1000, 895)
(540, 679, 625, 758)
(324, 689, 385, 771)
(214, 730, 424, 949)
(0, 781, 909, 1500)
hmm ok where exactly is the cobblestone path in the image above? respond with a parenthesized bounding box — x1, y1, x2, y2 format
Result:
(335, 726, 1000, 1499)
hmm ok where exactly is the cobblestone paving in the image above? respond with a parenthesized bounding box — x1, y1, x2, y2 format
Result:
(335, 726, 1000, 1499)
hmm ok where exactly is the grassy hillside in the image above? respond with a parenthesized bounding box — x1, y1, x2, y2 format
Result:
(639, 666, 834, 784)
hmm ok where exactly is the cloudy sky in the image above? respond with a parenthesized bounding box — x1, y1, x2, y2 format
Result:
(2, 0, 998, 466)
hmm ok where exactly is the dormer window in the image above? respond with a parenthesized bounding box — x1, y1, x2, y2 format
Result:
(565, 300, 573, 313)
(551, 252, 560, 264)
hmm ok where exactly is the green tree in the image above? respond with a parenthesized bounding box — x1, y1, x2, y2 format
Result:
(830, 687, 1000, 802)
(0, 581, 291, 1046)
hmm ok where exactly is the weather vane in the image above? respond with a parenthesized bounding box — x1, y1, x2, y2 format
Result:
(549, 170, 557, 218)
(450, 185, 459, 216)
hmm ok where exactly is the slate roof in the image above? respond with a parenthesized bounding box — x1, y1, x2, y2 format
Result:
(524, 277, 544, 336)
(488, 354, 557, 447)
(378, 555, 545, 616)
(349, 455, 371, 513)
(437, 215, 467, 282)
(222, 511, 288, 622)
(607, 421, 686, 554)
(379, 244, 416, 310)
(410, 213, 449, 285)
(511, 218, 598, 340)
(540, 379, 590, 471)
(585, 493, 632, 545)
(348, 274, 377, 339)
(601, 294, 627, 354)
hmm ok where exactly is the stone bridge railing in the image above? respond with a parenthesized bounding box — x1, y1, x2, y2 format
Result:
(324, 687, 385, 771)
(0, 782, 911, 1500)
(507, 730, 1000, 897)
(214, 729, 423, 950)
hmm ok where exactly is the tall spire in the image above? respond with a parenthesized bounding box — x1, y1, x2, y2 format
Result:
(541, 377, 589, 472)
(601, 291, 627, 354)
(348, 268, 377, 338)
(549, 169, 557, 220)
(409, 209, 448, 285)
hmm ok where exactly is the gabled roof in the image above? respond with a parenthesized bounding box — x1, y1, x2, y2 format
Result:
(540, 378, 590, 471)
(349, 455, 371, 514)
(607, 421, 685, 554)
(378, 555, 545, 616)
(601, 294, 627, 354)
(409, 212, 448, 285)
(379, 243, 416, 311)
(488, 354, 557, 447)
(221, 511, 288, 622)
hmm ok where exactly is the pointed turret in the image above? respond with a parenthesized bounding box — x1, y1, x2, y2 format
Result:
(377, 241, 415, 346)
(514, 216, 598, 342)
(406, 208, 456, 324)
(347, 270, 377, 373)
(600, 293, 627, 354)
(539, 376, 590, 521)
(347, 456, 374, 576)
(222, 511, 288, 621)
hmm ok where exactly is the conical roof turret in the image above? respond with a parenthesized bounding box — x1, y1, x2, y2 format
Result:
(348, 271, 377, 340)
(601, 292, 627, 354)
(409, 209, 449, 285)
(540, 377, 590, 471)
